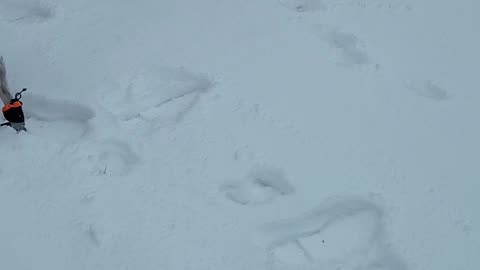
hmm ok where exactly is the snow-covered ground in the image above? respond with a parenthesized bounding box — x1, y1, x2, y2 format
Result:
(1, 0, 478, 269)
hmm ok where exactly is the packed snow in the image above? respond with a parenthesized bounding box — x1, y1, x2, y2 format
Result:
(0, 0, 478, 270)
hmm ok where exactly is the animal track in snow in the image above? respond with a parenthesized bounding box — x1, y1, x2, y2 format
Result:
(320, 28, 370, 66)
(279, 0, 326, 12)
(258, 198, 407, 270)
(0, 0, 55, 23)
(101, 65, 214, 128)
(405, 80, 450, 101)
(221, 166, 294, 205)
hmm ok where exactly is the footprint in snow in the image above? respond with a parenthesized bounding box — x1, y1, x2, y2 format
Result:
(316, 26, 370, 66)
(99, 65, 214, 130)
(405, 80, 450, 101)
(19, 95, 139, 176)
(279, 0, 326, 12)
(220, 166, 295, 205)
(256, 197, 407, 270)
(0, 0, 55, 23)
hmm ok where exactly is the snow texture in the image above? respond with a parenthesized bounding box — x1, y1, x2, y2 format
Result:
(0, 0, 479, 270)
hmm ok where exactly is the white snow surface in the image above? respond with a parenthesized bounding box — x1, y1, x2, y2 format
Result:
(0, 0, 479, 269)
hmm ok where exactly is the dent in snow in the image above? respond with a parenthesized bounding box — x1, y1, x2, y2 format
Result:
(221, 166, 295, 205)
(99, 65, 215, 128)
(405, 80, 450, 101)
(279, 0, 326, 12)
(257, 197, 407, 270)
(0, 0, 55, 23)
(315, 26, 370, 66)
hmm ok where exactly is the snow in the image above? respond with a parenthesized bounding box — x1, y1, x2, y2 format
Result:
(221, 166, 294, 205)
(0, 0, 479, 269)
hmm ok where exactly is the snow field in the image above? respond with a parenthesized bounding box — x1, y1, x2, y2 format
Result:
(0, 0, 479, 269)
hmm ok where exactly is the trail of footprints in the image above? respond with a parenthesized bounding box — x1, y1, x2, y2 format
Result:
(21, 65, 213, 176)
(5, 1, 443, 263)
(221, 167, 406, 269)
(279, 0, 450, 100)
(21, 65, 214, 251)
